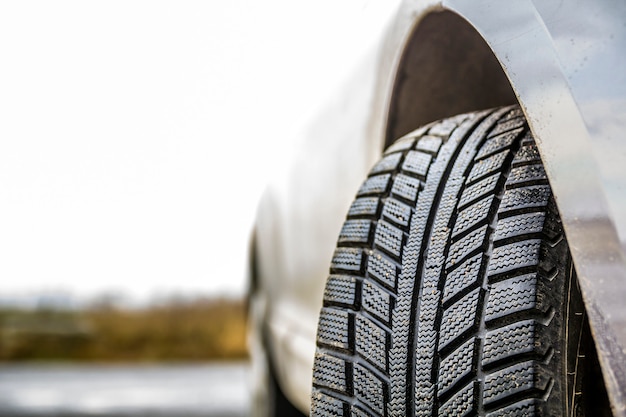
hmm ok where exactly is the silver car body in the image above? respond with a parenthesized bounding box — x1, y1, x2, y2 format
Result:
(251, 0, 626, 414)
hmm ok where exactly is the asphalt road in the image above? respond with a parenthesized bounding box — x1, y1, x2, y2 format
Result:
(0, 362, 250, 417)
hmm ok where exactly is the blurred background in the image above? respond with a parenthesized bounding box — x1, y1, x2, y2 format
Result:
(0, 0, 397, 416)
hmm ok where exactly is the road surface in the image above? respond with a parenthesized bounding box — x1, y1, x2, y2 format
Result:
(0, 362, 250, 417)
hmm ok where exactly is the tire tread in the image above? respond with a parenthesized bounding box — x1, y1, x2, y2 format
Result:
(312, 107, 572, 417)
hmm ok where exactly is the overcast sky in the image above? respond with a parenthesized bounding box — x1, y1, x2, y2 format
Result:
(0, 1, 397, 304)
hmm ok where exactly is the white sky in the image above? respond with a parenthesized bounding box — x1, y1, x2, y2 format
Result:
(0, 1, 397, 304)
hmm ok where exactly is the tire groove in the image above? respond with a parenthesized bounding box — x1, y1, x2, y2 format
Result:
(485, 306, 556, 330)
(316, 346, 391, 385)
(503, 178, 550, 190)
(449, 218, 491, 244)
(436, 323, 481, 359)
(441, 280, 482, 311)
(483, 390, 552, 414)
(482, 347, 554, 374)
(493, 233, 547, 248)
(436, 368, 479, 406)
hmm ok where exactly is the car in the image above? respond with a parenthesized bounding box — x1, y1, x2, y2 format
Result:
(248, 0, 626, 416)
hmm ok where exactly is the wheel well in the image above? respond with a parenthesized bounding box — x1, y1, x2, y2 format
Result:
(385, 10, 517, 147)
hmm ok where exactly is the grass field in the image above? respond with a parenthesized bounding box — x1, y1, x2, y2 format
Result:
(0, 298, 248, 361)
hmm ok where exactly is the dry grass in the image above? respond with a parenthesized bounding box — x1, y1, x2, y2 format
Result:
(0, 298, 248, 362)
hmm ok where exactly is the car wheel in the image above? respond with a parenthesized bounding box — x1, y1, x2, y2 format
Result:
(310, 106, 609, 416)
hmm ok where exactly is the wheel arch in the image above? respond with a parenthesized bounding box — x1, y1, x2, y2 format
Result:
(384, 9, 517, 149)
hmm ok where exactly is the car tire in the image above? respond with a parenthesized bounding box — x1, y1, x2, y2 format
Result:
(310, 107, 608, 416)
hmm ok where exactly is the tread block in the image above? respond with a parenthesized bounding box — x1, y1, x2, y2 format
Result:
(415, 384, 436, 415)
(339, 220, 372, 244)
(324, 275, 358, 307)
(363, 281, 392, 324)
(467, 150, 509, 183)
(356, 315, 388, 371)
(370, 152, 402, 174)
(438, 338, 475, 395)
(488, 117, 525, 137)
(416, 135, 442, 154)
(313, 352, 348, 392)
(447, 225, 488, 269)
(382, 198, 412, 227)
(487, 240, 541, 277)
(486, 399, 538, 417)
(483, 361, 550, 406)
(391, 173, 421, 202)
(477, 128, 522, 160)
(501, 108, 524, 121)
(311, 389, 347, 417)
(485, 274, 537, 322)
(483, 320, 537, 366)
(374, 220, 403, 258)
(429, 119, 458, 137)
(331, 248, 364, 273)
(453, 195, 495, 238)
(500, 186, 551, 212)
(494, 213, 546, 242)
(384, 137, 415, 154)
(318, 308, 351, 350)
(512, 143, 542, 165)
(350, 406, 373, 417)
(458, 173, 500, 208)
(425, 226, 453, 270)
(366, 250, 397, 289)
(507, 164, 546, 187)
(444, 254, 482, 303)
(358, 174, 391, 196)
(349, 197, 380, 217)
(438, 381, 474, 417)
(439, 288, 480, 350)
(402, 150, 432, 178)
(353, 364, 386, 416)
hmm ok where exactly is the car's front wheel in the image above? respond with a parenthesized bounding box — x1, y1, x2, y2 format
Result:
(310, 107, 609, 416)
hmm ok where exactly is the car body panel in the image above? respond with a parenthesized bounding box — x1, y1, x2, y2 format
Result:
(252, 0, 626, 413)
(254, 42, 392, 410)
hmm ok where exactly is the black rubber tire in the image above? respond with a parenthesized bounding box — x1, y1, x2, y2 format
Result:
(310, 107, 603, 416)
